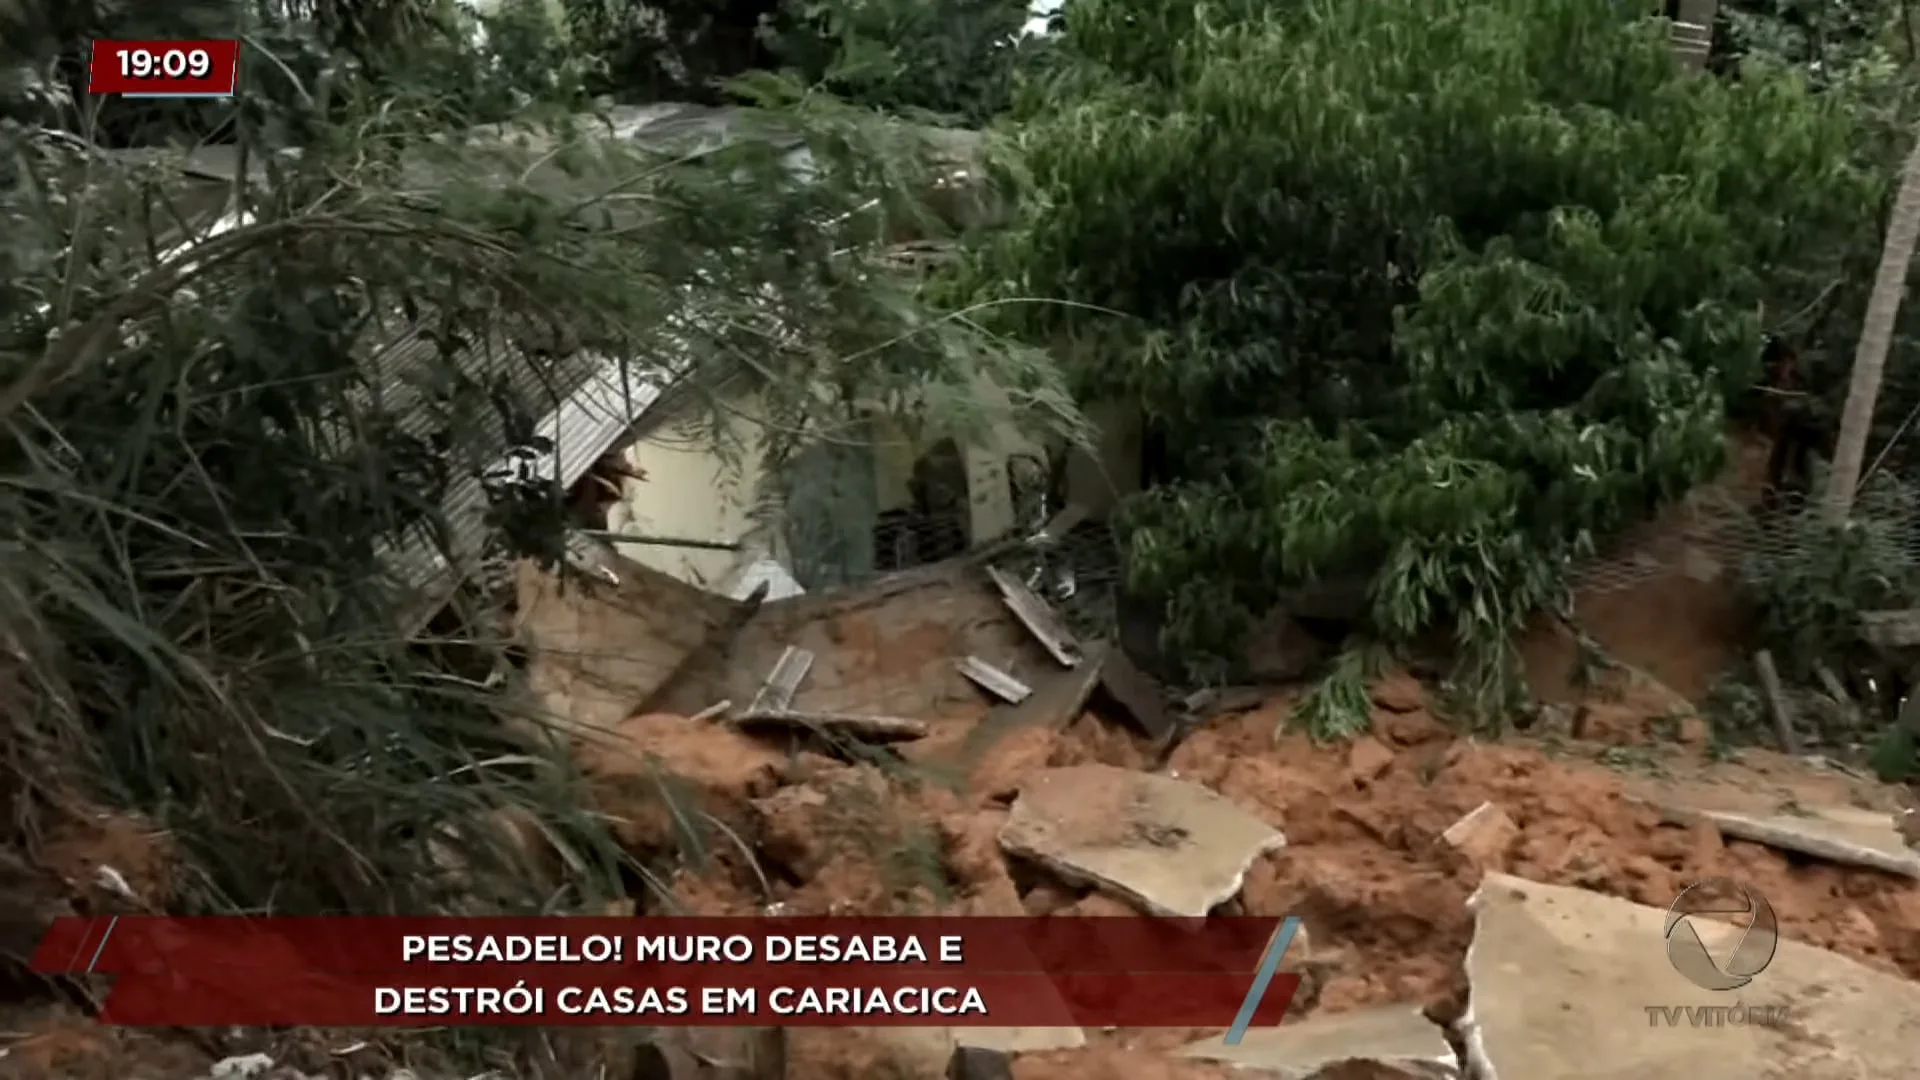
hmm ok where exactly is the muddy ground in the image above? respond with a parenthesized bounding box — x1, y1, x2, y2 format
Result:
(7, 451, 1920, 1079)
(7, 661, 1918, 1080)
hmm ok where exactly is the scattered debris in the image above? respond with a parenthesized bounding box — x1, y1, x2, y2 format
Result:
(987, 565, 1082, 668)
(1463, 873, 1920, 1079)
(945, 1045, 1014, 1080)
(1441, 801, 1518, 872)
(690, 700, 732, 722)
(747, 646, 815, 716)
(1650, 799, 1920, 878)
(957, 656, 1033, 704)
(1179, 1004, 1457, 1078)
(1752, 649, 1801, 755)
(736, 709, 930, 742)
(998, 764, 1284, 917)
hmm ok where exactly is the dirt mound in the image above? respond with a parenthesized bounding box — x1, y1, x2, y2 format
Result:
(11, 517, 1918, 1079)
(1519, 430, 1772, 716)
(586, 671, 1919, 1080)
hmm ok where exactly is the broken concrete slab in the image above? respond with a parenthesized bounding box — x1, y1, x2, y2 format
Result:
(1463, 873, 1920, 1080)
(1442, 801, 1518, 872)
(514, 559, 744, 736)
(1650, 799, 1920, 878)
(999, 764, 1284, 918)
(1179, 1005, 1456, 1078)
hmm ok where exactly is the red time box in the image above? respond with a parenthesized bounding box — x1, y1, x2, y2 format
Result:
(89, 40, 241, 97)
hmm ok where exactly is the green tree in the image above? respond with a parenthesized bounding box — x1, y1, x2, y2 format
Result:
(765, 0, 1036, 123)
(964, 0, 1880, 730)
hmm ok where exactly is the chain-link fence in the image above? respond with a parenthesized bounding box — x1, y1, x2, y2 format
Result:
(1570, 480, 1920, 598)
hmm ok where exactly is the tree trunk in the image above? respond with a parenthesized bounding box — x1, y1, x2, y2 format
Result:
(1824, 126, 1920, 522)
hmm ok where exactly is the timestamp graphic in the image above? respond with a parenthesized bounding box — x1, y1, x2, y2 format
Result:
(89, 40, 242, 98)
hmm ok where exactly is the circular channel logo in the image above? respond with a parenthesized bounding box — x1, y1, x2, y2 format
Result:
(1663, 878, 1777, 991)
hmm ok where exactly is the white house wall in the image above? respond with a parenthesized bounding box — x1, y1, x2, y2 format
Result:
(609, 387, 769, 589)
(606, 383, 1124, 596)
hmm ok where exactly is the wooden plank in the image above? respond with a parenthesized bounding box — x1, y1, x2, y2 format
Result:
(736, 709, 928, 742)
(1753, 649, 1801, 755)
(747, 645, 813, 715)
(957, 656, 1033, 704)
(968, 659, 1106, 759)
(1092, 639, 1174, 742)
(986, 565, 1082, 668)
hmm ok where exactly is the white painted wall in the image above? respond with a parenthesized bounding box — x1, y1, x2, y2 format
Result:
(606, 382, 1123, 594)
(608, 388, 769, 589)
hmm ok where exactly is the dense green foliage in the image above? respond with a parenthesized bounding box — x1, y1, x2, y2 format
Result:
(965, 0, 1884, 727)
(550, 0, 1034, 122)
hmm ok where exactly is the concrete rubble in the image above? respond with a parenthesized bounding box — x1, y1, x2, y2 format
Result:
(1461, 873, 1920, 1079)
(1442, 801, 1519, 872)
(1649, 798, 1920, 878)
(496, 556, 1920, 1080)
(998, 764, 1285, 917)
(1179, 1005, 1457, 1078)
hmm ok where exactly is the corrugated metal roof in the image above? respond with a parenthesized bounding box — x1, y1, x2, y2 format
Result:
(385, 349, 671, 628)
(106, 124, 701, 626)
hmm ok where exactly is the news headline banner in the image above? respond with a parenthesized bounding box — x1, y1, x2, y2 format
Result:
(33, 916, 1285, 973)
(32, 916, 1304, 1028)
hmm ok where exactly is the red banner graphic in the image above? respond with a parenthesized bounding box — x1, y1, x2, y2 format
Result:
(32, 916, 1284, 975)
(32, 916, 1303, 1027)
(89, 967, 1300, 1027)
